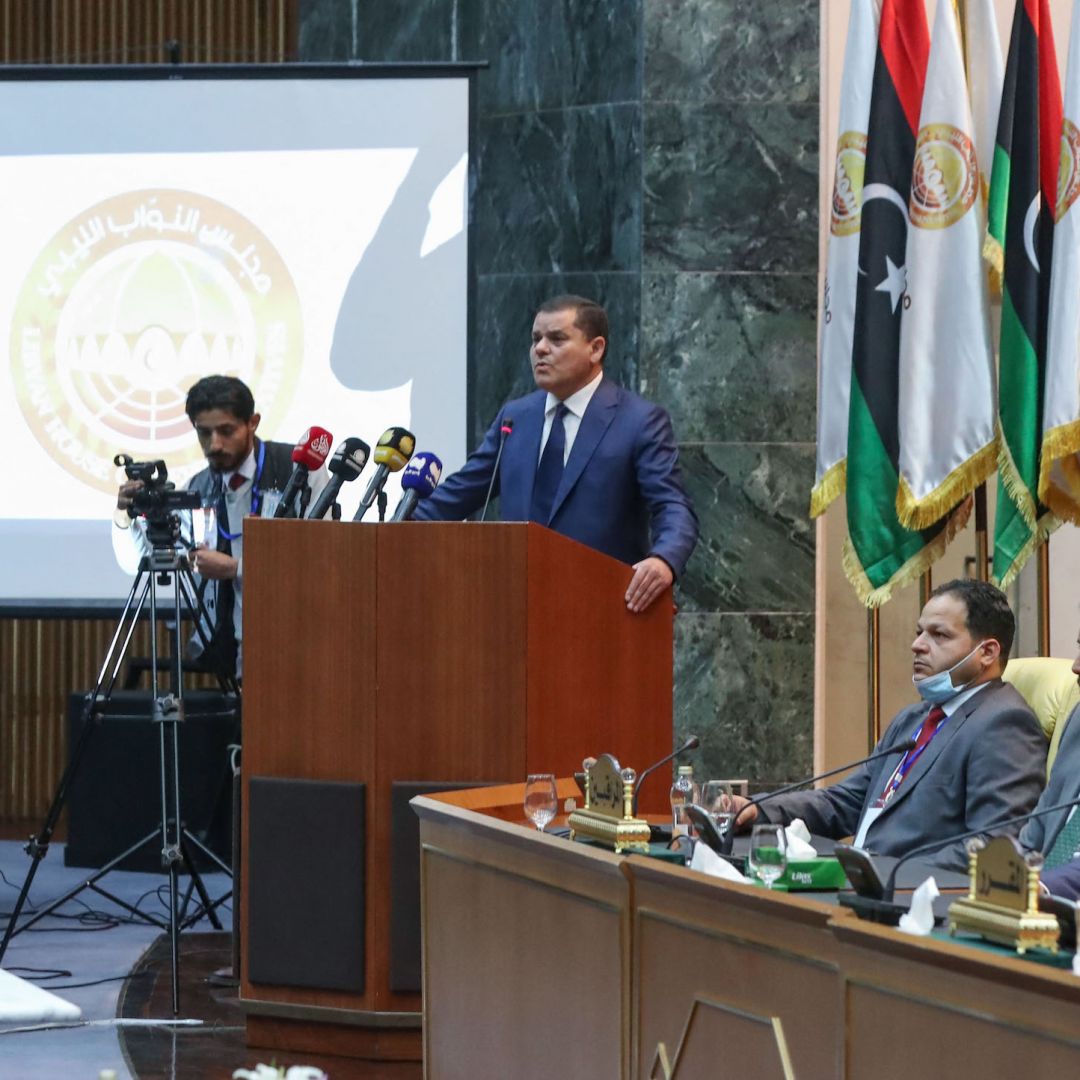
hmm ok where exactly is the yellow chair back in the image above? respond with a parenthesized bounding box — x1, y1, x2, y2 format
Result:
(1001, 657, 1079, 776)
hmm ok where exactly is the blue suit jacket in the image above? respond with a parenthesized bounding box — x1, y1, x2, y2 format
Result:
(414, 378, 699, 575)
(1022, 703, 1080, 899)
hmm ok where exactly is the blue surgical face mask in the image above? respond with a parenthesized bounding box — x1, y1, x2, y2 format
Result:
(912, 642, 983, 704)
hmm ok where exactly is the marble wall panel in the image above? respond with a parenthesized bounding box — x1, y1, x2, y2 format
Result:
(640, 271, 816, 444)
(459, 0, 642, 114)
(475, 104, 643, 275)
(673, 612, 815, 783)
(643, 0, 818, 104)
(297, 0, 356, 60)
(644, 102, 817, 273)
(675, 443, 815, 615)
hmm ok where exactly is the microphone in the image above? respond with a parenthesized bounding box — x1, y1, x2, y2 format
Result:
(307, 437, 371, 520)
(352, 427, 415, 522)
(272, 426, 333, 519)
(713, 738, 919, 857)
(631, 735, 700, 816)
(882, 794, 1080, 901)
(742, 737, 920, 822)
(480, 417, 514, 522)
(390, 452, 443, 521)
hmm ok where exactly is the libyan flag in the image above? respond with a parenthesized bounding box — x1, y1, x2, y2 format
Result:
(843, 0, 967, 606)
(985, 0, 1062, 588)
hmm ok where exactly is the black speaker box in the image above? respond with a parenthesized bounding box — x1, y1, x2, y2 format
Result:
(63, 690, 239, 872)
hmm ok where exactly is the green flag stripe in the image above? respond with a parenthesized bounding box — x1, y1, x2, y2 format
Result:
(847, 378, 937, 587)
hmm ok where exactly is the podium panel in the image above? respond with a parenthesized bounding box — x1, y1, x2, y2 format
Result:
(240, 520, 674, 1063)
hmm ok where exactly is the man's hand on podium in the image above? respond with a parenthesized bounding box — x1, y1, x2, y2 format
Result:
(625, 556, 674, 614)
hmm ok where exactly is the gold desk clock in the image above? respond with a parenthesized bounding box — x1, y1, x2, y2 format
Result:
(948, 836, 1059, 954)
(568, 753, 650, 854)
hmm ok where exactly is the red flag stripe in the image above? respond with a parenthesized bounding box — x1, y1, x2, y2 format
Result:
(1035, 0, 1063, 216)
(878, 0, 930, 135)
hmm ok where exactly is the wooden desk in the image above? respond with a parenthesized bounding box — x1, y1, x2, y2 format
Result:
(416, 791, 1080, 1079)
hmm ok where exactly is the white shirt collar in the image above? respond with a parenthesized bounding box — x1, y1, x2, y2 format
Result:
(545, 368, 603, 419)
(939, 679, 989, 717)
(223, 445, 257, 489)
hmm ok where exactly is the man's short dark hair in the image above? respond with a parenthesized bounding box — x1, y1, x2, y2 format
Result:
(537, 294, 609, 357)
(185, 375, 255, 424)
(931, 578, 1015, 660)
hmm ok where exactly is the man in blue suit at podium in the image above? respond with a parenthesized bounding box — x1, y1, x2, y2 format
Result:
(413, 295, 698, 613)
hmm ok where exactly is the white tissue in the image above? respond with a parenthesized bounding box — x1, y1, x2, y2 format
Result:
(689, 841, 750, 883)
(898, 876, 940, 936)
(785, 819, 818, 860)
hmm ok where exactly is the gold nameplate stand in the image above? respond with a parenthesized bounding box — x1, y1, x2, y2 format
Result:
(948, 836, 1060, 954)
(568, 753, 650, 854)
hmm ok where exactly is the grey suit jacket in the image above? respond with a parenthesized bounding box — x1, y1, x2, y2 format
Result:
(1020, 702, 1080, 855)
(759, 680, 1047, 873)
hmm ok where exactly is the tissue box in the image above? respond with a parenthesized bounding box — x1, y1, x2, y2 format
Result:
(752, 857, 847, 891)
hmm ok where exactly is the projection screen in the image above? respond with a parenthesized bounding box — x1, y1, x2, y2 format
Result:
(0, 66, 472, 603)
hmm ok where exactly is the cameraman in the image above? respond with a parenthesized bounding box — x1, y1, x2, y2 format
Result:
(113, 375, 328, 678)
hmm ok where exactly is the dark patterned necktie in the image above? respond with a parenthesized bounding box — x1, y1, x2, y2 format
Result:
(529, 403, 569, 524)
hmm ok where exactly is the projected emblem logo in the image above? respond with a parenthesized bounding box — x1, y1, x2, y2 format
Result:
(10, 189, 302, 492)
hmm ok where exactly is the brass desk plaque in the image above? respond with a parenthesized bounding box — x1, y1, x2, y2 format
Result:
(568, 753, 650, 854)
(948, 836, 1059, 954)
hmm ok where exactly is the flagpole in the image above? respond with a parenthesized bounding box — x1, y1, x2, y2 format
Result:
(1038, 543, 1050, 655)
(868, 607, 881, 748)
(974, 485, 989, 580)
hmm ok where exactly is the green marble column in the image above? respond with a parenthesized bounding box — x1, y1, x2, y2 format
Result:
(298, 0, 820, 783)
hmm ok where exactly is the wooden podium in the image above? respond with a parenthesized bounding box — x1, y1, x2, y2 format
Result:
(238, 520, 674, 1067)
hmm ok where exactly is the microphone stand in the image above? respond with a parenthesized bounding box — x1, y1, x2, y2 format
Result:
(722, 738, 919, 856)
(480, 420, 513, 522)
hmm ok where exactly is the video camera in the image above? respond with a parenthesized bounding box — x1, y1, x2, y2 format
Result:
(115, 454, 201, 548)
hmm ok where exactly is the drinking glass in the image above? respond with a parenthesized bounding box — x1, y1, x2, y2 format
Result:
(524, 773, 558, 832)
(701, 781, 737, 839)
(749, 824, 788, 890)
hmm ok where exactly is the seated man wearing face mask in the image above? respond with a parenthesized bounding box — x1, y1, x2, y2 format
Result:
(732, 579, 1047, 872)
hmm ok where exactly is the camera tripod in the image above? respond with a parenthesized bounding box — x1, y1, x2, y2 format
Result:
(0, 541, 240, 1016)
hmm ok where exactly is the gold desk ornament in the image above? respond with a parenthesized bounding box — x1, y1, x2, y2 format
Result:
(947, 836, 1060, 954)
(568, 753, 650, 854)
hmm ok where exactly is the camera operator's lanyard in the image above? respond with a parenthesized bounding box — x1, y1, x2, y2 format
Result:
(218, 440, 266, 543)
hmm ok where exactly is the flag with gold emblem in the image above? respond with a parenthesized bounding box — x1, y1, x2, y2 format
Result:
(1040, 0, 1080, 524)
(812, 0, 879, 518)
(896, 0, 997, 530)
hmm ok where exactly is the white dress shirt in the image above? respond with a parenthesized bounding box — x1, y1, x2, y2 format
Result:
(537, 369, 605, 465)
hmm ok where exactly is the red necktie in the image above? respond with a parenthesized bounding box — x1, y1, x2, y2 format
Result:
(228, 472, 247, 491)
(913, 704, 946, 752)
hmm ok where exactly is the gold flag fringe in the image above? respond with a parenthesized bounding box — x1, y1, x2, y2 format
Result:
(1038, 420, 1080, 524)
(810, 459, 846, 519)
(841, 497, 973, 608)
(995, 417, 1038, 529)
(895, 439, 997, 530)
(992, 510, 1060, 589)
(982, 231, 1004, 294)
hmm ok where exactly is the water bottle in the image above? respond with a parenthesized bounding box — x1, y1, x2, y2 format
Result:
(669, 764, 695, 836)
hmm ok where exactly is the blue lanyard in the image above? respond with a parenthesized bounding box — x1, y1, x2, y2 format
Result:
(218, 440, 266, 541)
(876, 711, 950, 808)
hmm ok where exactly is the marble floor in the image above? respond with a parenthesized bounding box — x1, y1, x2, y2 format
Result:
(0, 839, 398, 1079)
